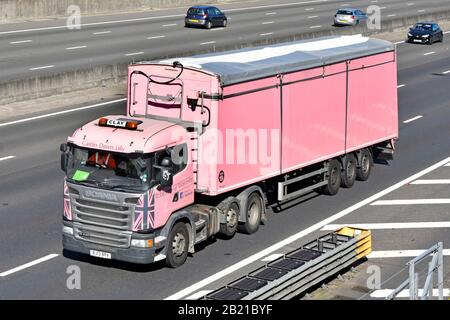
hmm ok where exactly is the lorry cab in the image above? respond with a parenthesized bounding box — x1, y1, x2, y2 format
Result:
(61, 115, 196, 266)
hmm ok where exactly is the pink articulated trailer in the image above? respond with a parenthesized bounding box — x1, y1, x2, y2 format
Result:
(60, 35, 398, 267)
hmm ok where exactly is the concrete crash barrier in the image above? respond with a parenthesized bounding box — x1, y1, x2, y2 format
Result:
(0, 0, 222, 22)
(202, 227, 372, 300)
(1, 9, 449, 106)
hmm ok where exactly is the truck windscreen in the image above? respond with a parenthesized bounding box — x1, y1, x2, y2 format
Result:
(66, 146, 151, 192)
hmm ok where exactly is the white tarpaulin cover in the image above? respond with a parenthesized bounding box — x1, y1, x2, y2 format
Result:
(153, 35, 395, 86)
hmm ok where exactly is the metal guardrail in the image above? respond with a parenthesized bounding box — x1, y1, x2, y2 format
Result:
(387, 242, 444, 300)
(202, 227, 371, 300)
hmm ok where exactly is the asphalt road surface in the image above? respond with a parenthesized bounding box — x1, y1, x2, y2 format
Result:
(0, 0, 450, 82)
(0, 30, 449, 299)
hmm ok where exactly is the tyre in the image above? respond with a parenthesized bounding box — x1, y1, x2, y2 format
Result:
(341, 153, 357, 188)
(238, 193, 263, 234)
(205, 21, 212, 29)
(321, 159, 341, 195)
(218, 201, 239, 239)
(222, 19, 227, 28)
(165, 222, 189, 268)
(428, 36, 433, 45)
(356, 148, 373, 181)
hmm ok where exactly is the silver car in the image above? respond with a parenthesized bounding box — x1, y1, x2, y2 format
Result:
(334, 8, 368, 26)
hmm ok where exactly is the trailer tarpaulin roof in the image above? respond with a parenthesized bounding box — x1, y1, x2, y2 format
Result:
(156, 35, 395, 86)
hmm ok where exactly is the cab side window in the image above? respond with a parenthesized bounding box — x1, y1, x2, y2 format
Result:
(154, 144, 188, 175)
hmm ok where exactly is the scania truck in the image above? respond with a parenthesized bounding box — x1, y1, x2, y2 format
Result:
(60, 35, 398, 267)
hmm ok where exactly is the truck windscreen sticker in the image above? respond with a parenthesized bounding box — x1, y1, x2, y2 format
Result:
(72, 170, 90, 182)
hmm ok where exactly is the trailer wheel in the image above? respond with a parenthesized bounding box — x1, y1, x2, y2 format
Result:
(341, 154, 357, 188)
(218, 201, 239, 239)
(238, 193, 263, 234)
(165, 222, 189, 268)
(322, 159, 341, 195)
(356, 149, 373, 181)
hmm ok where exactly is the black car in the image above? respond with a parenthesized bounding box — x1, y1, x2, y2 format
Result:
(185, 6, 227, 29)
(407, 22, 443, 45)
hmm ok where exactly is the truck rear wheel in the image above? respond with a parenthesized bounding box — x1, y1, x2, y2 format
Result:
(322, 159, 341, 195)
(356, 149, 373, 181)
(165, 222, 189, 268)
(341, 153, 357, 188)
(238, 193, 263, 234)
(218, 201, 239, 239)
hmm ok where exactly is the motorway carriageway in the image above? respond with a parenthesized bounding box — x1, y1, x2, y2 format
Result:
(0, 35, 450, 300)
(0, 0, 450, 81)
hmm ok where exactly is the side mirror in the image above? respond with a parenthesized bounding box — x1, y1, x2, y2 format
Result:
(61, 152, 68, 173)
(153, 163, 173, 191)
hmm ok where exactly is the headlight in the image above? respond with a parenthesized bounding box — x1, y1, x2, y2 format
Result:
(407, 33, 412, 37)
(131, 239, 153, 248)
(422, 34, 430, 38)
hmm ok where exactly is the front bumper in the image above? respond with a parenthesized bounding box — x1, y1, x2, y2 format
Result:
(408, 36, 429, 43)
(62, 222, 166, 265)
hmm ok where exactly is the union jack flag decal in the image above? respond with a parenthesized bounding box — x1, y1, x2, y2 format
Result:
(63, 182, 72, 220)
(133, 189, 155, 231)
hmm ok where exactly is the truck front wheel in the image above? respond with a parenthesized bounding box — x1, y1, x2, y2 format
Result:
(356, 149, 373, 181)
(165, 222, 189, 268)
(322, 159, 341, 195)
(238, 193, 263, 234)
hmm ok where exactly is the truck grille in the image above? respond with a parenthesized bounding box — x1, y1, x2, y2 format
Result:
(71, 196, 133, 231)
(73, 223, 131, 248)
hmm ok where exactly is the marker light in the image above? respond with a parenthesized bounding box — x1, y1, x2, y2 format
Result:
(126, 121, 138, 130)
(98, 118, 108, 126)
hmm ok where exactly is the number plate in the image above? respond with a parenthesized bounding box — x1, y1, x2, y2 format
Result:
(413, 39, 422, 42)
(189, 19, 199, 23)
(90, 250, 111, 259)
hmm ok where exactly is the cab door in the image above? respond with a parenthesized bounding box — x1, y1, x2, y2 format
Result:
(151, 143, 195, 229)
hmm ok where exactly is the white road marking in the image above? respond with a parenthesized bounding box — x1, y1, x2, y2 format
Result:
(372, 199, 450, 205)
(9, 40, 32, 44)
(125, 52, 144, 56)
(444, 31, 450, 34)
(403, 115, 422, 123)
(370, 289, 449, 298)
(265, 12, 277, 15)
(147, 35, 166, 40)
(209, 28, 226, 31)
(260, 32, 274, 36)
(29, 65, 54, 71)
(322, 222, 450, 231)
(380, 6, 387, 9)
(0, 98, 126, 128)
(0, 156, 15, 162)
(308, 15, 319, 18)
(66, 45, 87, 50)
(397, 84, 405, 88)
(371, 0, 378, 3)
(394, 40, 405, 45)
(262, 21, 275, 25)
(411, 179, 450, 184)
(340, 4, 349, 7)
(261, 254, 284, 262)
(387, 14, 397, 17)
(407, 3, 414, 6)
(164, 156, 450, 300)
(424, 51, 435, 56)
(442, 70, 450, 74)
(368, 249, 450, 259)
(185, 290, 213, 300)
(418, 9, 426, 13)
(0, 1, 329, 35)
(305, 8, 315, 11)
(200, 41, 216, 45)
(445, 163, 450, 167)
(92, 31, 111, 35)
(310, 25, 321, 29)
(0, 254, 59, 277)
(162, 23, 177, 27)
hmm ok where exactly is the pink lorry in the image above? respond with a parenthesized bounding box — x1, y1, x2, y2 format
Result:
(60, 35, 398, 267)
